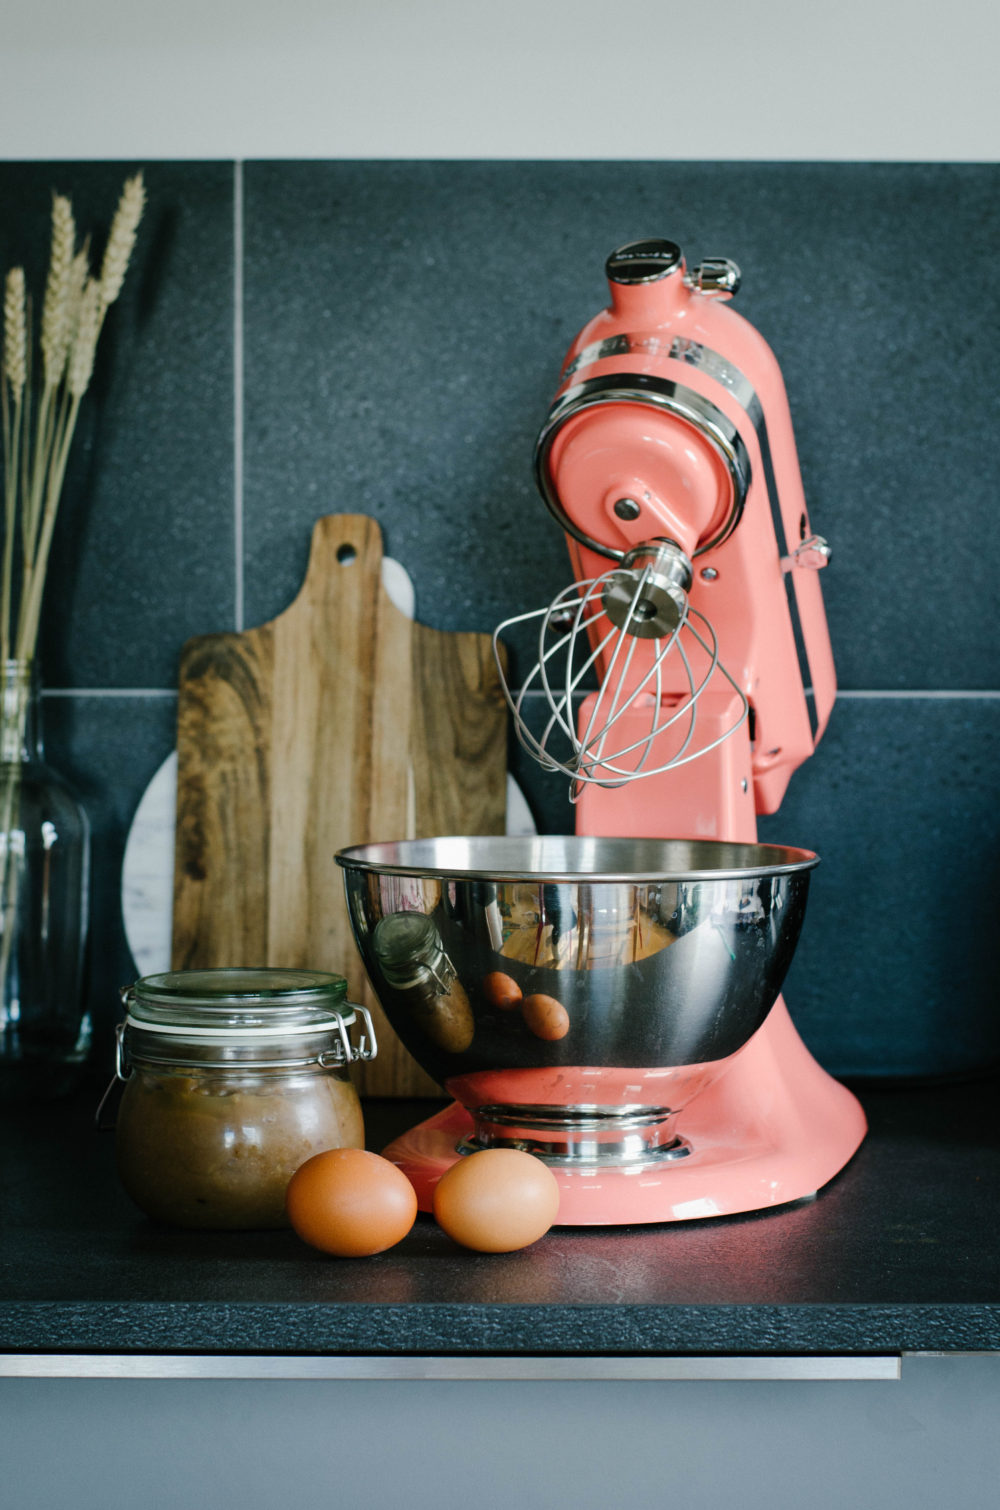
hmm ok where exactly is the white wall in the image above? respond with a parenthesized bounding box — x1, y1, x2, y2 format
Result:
(1, 0, 997, 161)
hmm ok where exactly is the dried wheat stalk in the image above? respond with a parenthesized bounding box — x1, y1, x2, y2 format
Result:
(0, 173, 145, 669)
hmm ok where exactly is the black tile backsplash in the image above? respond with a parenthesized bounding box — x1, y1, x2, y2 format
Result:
(243, 162, 999, 692)
(757, 695, 1000, 1077)
(2, 159, 997, 1081)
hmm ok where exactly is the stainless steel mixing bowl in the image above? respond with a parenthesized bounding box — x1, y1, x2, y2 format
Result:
(336, 837, 818, 1093)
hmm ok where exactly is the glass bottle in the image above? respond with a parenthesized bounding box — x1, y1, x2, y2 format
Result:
(0, 659, 91, 1102)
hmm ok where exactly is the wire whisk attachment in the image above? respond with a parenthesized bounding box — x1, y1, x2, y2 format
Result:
(493, 540, 749, 800)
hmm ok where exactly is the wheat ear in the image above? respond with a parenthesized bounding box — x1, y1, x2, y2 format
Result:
(40, 195, 76, 389)
(3, 269, 27, 400)
(100, 173, 145, 312)
(68, 279, 101, 399)
(17, 274, 102, 661)
(28, 196, 77, 550)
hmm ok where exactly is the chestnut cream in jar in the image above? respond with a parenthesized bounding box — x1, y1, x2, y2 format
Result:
(113, 968, 376, 1230)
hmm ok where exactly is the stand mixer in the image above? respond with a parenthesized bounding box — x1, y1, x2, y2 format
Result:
(337, 238, 866, 1224)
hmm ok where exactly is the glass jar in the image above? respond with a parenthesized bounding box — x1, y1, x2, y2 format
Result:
(0, 659, 91, 1103)
(111, 968, 377, 1230)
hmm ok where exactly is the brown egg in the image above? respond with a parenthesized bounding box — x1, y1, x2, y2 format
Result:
(286, 1148, 417, 1257)
(483, 970, 523, 1011)
(432, 1148, 560, 1252)
(521, 991, 570, 1041)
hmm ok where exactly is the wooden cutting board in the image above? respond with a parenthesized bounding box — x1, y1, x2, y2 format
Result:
(170, 513, 509, 1096)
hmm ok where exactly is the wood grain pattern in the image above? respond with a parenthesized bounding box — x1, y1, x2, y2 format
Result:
(171, 514, 508, 1095)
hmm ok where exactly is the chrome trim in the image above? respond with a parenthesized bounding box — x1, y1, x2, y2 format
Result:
(560, 333, 758, 405)
(782, 534, 832, 572)
(464, 1101, 690, 1166)
(602, 540, 693, 639)
(472, 1102, 675, 1130)
(0, 1353, 904, 1381)
(605, 238, 684, 284)
(534, 375, 752, 563)
(685, 258, 742, 298)
(464, 1132, 690, 1166)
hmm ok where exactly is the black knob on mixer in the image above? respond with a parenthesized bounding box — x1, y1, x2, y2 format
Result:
(606, 239, 683, 284)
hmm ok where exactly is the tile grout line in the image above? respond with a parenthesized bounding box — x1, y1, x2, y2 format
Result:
(39, 687, 1000, 700)
(233, 158, 245, 635)
(511, 688, 1000, 701)
(835, 690, 1000, 700)
(42, 690, 179, 699)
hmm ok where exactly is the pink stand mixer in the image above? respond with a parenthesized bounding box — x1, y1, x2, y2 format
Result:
(338, 238, 866, 1224)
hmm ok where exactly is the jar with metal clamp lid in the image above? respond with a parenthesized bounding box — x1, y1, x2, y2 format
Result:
(110, 968, 377, 1230)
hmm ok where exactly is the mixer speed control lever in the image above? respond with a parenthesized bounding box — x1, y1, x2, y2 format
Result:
(781, 534, 831, 572)
(685, 258, 742, 298)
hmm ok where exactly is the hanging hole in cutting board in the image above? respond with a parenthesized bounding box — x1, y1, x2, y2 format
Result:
(121, 554, 535, 977)
(337, 543, 357, 565)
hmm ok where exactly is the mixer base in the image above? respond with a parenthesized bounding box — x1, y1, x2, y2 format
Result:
(381, 1003, 867, 1225)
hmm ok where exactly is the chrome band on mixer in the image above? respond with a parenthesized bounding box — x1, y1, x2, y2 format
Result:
(534, 373, 753, 563)
(560, 333, 759, 408)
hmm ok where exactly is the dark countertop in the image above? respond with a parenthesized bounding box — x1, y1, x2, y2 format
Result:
(2, 1079, 999, 1359)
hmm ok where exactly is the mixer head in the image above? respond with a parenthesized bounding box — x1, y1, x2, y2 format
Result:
(495, 236, 836, 815)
